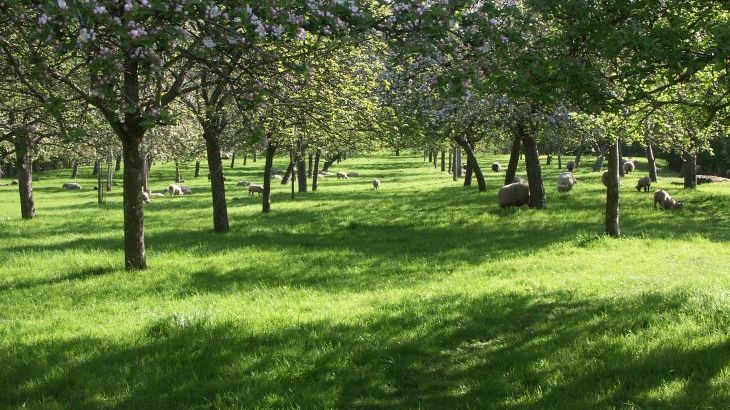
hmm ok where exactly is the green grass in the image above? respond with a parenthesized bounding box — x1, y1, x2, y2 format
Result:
(1, 152, 729, 409)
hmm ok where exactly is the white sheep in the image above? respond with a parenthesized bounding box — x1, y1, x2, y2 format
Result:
(373, 179, 381, 190)
(336, 171, 348, 179)
(498, 182, 530, 208)
(62, 182, 82, 190)
(635, 176, 652, 192)
(168, 184, 183, 196)
(248, 184, 264, 196)
(653, 190, 683, 210)
(556, 172, 577, 193)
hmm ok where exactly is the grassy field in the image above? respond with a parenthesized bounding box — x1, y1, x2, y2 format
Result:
(1, 152, 729, 409)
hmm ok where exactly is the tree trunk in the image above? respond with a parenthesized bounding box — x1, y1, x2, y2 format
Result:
(243, 153, 247, 166)
(114, 156, 121, 171)
(194, 160, 201, 178)
(14, 135, 35, 219)
(433, 150, 437, 168)
(312, 150, 320, 192)
(520, 124, 546, 209)
(230, 153, 235, 169)
(106, 155, 113, 191)
(464, 154, 473, 186)
(557, 154, 562, 169)
(618, 144, 625, 177)
(290, 152, 295, 200)
(204, 129, 230, 233)
(263, 141, 275, 213)
(448, 150, 452, 174)
(175, 161, 181, 183)
(142, 154, 149, 194)
(395, 148, 400, 156)
(92, 159, 100, 177)
(253, 151, 257, 162)
(121, 134, 147, 270)
(646, 144, 657, 183)
(282, 160, 295, 184)
(452, 147, 458, 181)
(683, 153, 697, 189)
(457, 138, 486, 192)
(425, 150, 428, 161)
(322, 154, 340, 172)
(297, 153, 307, 193)
(592, 155, 604, 172)
(456, 148, 463, 178)
(440, 150, 445, 172)
(307, 153, 313, 178)
(98, 158, 104, 205)
(575, 145, 585, 168)
(546, 154, 552, 166)
(505, 134, 521, 186)
(71, 161, 79, 179)
(605, 140, 620, 237)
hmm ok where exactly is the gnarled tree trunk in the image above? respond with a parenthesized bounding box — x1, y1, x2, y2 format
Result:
(281, 160, 295, 185)
(605, 140, 620, 237)
(204, 129, 229, 233)
(646, 144, 657, 182)
(121, 132, 146, 270)
(683, 153, 697, 189)
(456, 137, 486, 192)
(312, 149, 320, 192)
(505, 134, 521, 186)
(520, 122, 546, 209)
(14, 134, 35, 219)
(71, 161, 79, 179)
(575, 145, 585, 168)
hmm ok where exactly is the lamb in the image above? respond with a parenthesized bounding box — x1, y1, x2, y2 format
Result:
(62, 182, 82, 190)
(168, 184, 184, 196)
(491, 162, 501, 172)
(635, 176, 652, 192)
(566, 161, 576, 172)
(623, 161, 635, 174)
(498, 182, 530, 208)
(373, 179, 381, 190)
(556, 172, 577, 193)
(248, 184, 264, 196)
(237, 180, 252, 187)
(336, 171, 348, 179)
(653, 190, 683, 210)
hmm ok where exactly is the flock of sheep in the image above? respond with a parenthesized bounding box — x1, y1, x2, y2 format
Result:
(495, 159, 684, 210)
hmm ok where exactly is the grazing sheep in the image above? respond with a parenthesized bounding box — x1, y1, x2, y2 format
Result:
(237, 180, 251, 187)
(511, 176, 526, 184)
(11, 180, 18, 185)
(566, 161, 576, 172)
(556, 172, 577, 193)
(491, 162, 501, 172)
(140, 191, 151, 203)
(336, 171, 348, 179)
(653, 190, 683, 210)
(62, 182, 82, 190)
(498, 182, 530, 208)
(623, 161, 635, 174)
(180, 186, 192, 195)
(635, 176, 652, 192)
(373, 179, 381, 190)
(248, 184, 264, 196)
(168, 184, 183, 196)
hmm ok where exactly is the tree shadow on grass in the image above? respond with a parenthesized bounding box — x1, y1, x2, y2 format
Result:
(1, 291, 728, 409)
(0, 266, 115, 293)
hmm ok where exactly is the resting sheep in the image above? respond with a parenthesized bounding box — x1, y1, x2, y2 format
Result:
(556, 172, 577, 193)
(168, 184, 183, 196)
(623, 161, 635, 174)
(237, 180, 251, 187)
(498, 182, 530, 208)
(373, 179, 381, 190)
(336, 171, 348, 179)
(491, 162, 501, 172)
(62, 182, 82, 190)
(248, 184, 264, 196)
(653, 190, 683, 210)
(566, 161, 575, 172)
(636, 176, 652, 192)
(180, 186, 192, 195)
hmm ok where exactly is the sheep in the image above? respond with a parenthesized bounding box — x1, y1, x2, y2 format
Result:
(248, 184, 264, 196)
(180, 186, 192, 195)
(655, 167, 662, 175)
(273, 174, 284, 180)
(347, 172, 361, 177)
(373, 179, 381, 190)
(168, 184, 184, 196)
(62, 182, 82, 190)
(11, 180, 18, 185)
(336, 171, 348, 179)
(635, 176, 652, 192)
(566, 161, 576, 172)
(491, 162, 501, 172)
(237, 180, 251, 187)
(653, 190, 683, 210)
(140, 191, 151, 203)
(623, 161, 635, 174)
(556, 172, 577, 193)
(498, 182, 530, 208)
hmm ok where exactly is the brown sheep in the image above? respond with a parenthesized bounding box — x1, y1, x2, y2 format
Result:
(248, 184, 264, 196)
(653, 190, 683, 210)
(635, 176, 652, 192)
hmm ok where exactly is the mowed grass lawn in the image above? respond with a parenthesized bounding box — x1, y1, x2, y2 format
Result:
(1, 152, 729, 409)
